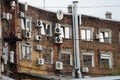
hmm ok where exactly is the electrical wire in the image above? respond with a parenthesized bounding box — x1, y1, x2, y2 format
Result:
(35, 5, 120, 9)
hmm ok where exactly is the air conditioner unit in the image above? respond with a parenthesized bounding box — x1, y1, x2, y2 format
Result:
(19, 11, 25, 18)
(35, 45, 42, 51)
(1, 12, 7, 19)
(37, 20, 43, 28)
(54, 23, 61, 35)
(35, 35, 41, 41)
(82, 67, 89, 73)
(55, 61, 63, 70)
(23, 31, 31, 38)
(38, 58, 44, 65)
(54, 37, 62, 44)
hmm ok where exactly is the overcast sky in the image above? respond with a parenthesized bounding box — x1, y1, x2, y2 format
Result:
(19, 0, 120, 20)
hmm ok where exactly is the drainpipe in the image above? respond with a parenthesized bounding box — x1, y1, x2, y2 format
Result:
(72, 1, 82, 78)
(0, 0, 2, 79)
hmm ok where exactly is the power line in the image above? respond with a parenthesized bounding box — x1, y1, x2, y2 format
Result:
(36, 5, 120, 9)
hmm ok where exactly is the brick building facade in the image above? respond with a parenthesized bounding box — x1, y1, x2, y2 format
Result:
(1, 0, 120, 80)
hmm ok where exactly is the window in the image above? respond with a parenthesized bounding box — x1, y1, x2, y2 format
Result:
(99, 29, 111, 43)
(119, 31, 120, 43)
(43, 48, 53, 64)
(26, 18, 32, 31)
(41, 22, 52, 36)
(60, 49, 72, 65)
(20, 18, 25, 30)
(82, 53, 94, 67)
(20, 17, 32, 31)
(81, 27, 94, 41)
(100, 53, 112, 68)
(60, 26, 72, 39)
(21, 44, 31, 60)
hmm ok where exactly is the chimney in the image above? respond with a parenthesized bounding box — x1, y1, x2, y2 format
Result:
(67, 5, 72, 13)
(105, 11, 112, 19)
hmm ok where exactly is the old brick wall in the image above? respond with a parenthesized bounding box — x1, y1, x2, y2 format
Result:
(80, 15, 120, 75)
(17, 3, 73, 78)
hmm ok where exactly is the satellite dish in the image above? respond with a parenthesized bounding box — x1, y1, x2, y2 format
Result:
(56, 10, 64, 20)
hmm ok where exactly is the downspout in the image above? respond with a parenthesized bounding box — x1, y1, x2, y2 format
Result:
(0, 0, 2, 79)
(72, 1, 82, 78)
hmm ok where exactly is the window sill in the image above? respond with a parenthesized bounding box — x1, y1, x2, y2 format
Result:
(81, 40, 93, 42)
(20, 58, 31, 61)
(100, 42, 112, 44)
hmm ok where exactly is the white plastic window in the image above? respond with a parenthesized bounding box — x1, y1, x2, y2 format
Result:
(100, 54, 112, 68)
(81, 28, 93, 41)
(60, 50, 73, 65)
(82, 53, 94, 67)
(22, 44, 31, 60)
(60, 26, 71, 39)
(26, 18, 32, 31)
(21, 18, 25, 30)
(99, 29, 111, 43)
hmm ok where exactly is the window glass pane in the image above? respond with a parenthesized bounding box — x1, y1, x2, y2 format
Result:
(61, 54, 70, 65)
(60, 27, 64, 38)
(41, 24, 45, 35)
(100, 32, 104, 42)
(101, 59, 109, 68)
(43, 49, 52, 64)
(99, 30, 111, 43)
(46, 24, 51, 35)
(81, 29, 85, 40)
(104, 32, 109, 42)
(26, 18, 30, 31)
(26, 47, 30, 54)
(69, 27, 72, 38)
(22, 46, 25, 58)
(105, 32, 109, 37)
(21, 19, 25, 30)
(83, 55, 92, 67)
(87, 30, 91, 41)
(65, 27, 70, 38)
(26, 47, 30, 60)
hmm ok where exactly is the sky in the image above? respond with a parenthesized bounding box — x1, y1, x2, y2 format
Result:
(19, 0, 120, 20)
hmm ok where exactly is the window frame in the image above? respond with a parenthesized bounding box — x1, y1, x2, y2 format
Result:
(100, 53, 112, 68)
(81, 27, 94, 41)
(21, 43, 32, 60)
(82, 52, 95, 67)
(41, 21, 52, 36)
(20, 17, 32, 31)
(43, 48, 53, 64)
(60, 25, 72, 39)
(99, 29, 112, 43)
(60, 49, 73, 65)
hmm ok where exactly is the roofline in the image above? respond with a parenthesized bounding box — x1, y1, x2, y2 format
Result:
(18, 1, 120, 22)
(18, 1, 72, 16)
(81, 14, 120, 22)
